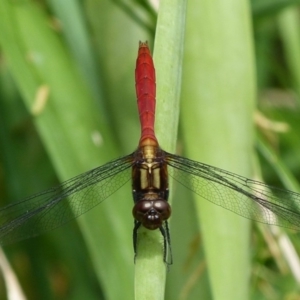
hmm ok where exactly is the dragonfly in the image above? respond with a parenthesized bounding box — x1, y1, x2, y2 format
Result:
(1, 41, 300, 265)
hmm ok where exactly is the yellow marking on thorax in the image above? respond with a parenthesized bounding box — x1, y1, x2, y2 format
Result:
(139, 145, 161, 190)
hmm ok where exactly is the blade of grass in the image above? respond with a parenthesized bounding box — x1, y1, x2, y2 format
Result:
(252, 0, 300, 18)
(133, 0, 187, 299)
(0, 1, 134, 299)
(257, 136, 300, 192)
(277, 6, 300, 102)
(181, 0, 256, 299)
(47, 0, 105, 105)
(255, 138, 300, 284)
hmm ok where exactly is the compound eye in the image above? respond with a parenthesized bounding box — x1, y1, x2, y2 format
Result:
(153, 200, 171, 220)
(137, 201, 152, 213)
(132, 200, 152, 222)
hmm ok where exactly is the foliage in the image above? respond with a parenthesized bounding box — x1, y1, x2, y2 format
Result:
(0, 0, 300, 299)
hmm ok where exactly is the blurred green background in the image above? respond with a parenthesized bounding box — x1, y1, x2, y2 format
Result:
(1, 0, 300, 299)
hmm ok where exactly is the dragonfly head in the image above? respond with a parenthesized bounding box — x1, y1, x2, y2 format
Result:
(132, 199, 171, 230)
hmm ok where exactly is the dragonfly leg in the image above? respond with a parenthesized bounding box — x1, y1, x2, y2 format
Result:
(159, 221, 173, 265)
(133, 220, 141, 263)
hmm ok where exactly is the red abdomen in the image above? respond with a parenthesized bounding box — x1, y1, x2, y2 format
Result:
(135, 42, 158, 146)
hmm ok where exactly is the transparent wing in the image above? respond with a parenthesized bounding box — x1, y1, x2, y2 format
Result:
(166, 152, 300, 230)
(0, 154, 134, 245)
